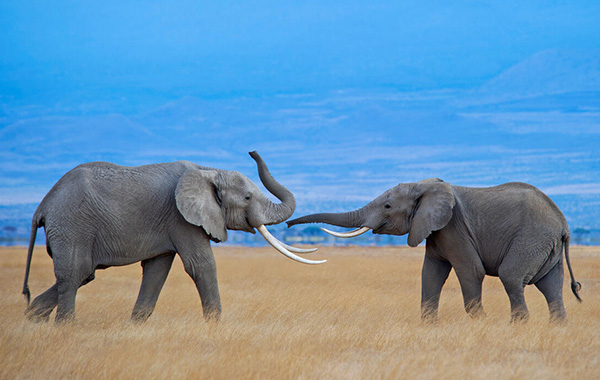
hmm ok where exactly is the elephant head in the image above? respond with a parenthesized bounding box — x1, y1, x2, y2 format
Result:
(287, 178, 455, 247)
(176, 151, 324, 264)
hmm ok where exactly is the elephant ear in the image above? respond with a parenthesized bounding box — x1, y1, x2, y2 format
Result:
(175, 169, 227, 243)
(407, 179, 455, 247)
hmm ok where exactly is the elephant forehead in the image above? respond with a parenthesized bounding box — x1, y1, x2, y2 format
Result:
(222, 171, 256, 192)
(384, 184, 412, 199)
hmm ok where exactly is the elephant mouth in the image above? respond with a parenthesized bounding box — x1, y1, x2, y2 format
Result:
(372, 222, 387, 235)
(243, 217, 256, 234)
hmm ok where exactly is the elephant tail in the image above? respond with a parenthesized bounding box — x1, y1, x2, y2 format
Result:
(563, 234, 582, 303)
(22, 219, 39, 305)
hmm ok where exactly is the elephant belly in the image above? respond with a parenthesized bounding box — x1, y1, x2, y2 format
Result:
(91, 230, 175, 267)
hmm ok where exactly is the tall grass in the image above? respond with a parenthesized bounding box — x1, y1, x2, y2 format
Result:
(1, 245, 598, 379)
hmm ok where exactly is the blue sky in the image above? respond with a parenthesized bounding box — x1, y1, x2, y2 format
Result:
(2, 1, 599, 101)
(1, 1, 599, 231)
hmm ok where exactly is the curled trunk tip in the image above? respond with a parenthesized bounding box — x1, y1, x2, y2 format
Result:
(249, 151, 296, 224)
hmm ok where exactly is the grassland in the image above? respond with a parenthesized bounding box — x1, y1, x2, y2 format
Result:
(1, 245, 599, 379)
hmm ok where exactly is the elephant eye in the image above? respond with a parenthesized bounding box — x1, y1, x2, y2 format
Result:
(245, 194, 251, 201)
(385, 204, 391, 209)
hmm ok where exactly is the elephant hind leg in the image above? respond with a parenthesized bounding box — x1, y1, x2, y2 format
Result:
(535, 260, 567, 323)
(131, 253, 175, 323)
(52, 245, 95, 324)
(55, 280, 79, 323)
(26, 271, 96, 323)
(26, 283, 58, 322)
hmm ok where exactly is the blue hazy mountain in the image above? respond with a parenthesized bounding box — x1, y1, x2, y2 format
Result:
(479, 49, 600, 100)
(1, 47, 599, 245)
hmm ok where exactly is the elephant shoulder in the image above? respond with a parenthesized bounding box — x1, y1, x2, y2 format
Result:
(76, 161, 122, 170)
(170, 160, 216, 173)
(498, 182, 541, 192)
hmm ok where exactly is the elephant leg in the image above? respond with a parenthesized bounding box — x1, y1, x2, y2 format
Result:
(26, 271, 95, 323)
(451, 253, 486, 318)
(498, 264, 529, 323)
(52, 246, 94, 324)
(500, 280, 528, 323)
(535, 260, 567, 323)
(180, 255, 221, 321)
(174, 234, 222, 321)
(55, 279, 79, 323)
(131, 253, 176, 323)
(421, 255, 452, 322)
(26, 283, 59, 322)
(456, 274, 486, 318)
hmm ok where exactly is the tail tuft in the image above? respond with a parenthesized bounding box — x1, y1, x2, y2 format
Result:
(571, 281, 582, 303)
(23, 287, 31, 305)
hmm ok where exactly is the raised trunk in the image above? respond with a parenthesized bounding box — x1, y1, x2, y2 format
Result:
(287, 209, 364, 228)
(249, 151, 295, 224)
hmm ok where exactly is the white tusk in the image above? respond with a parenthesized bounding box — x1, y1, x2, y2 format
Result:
(280, 242, 318, 254)
(257, 225, 326, 265)
(321, 226, 371, 238)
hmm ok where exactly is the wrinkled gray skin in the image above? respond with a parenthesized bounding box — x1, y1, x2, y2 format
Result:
(23, 151, 295, 324)
(288, 179, 581, 323)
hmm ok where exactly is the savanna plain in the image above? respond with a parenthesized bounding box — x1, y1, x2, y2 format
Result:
(1, 245, 599, 379)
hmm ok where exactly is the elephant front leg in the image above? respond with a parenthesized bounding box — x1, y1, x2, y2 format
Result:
(454, 264, 486, 319)
(499, 267, 529, 323)
(176, 243, 222, 321)
(421, 255, 452, 322)
(131, 253, 176, 323)
(501, 281, 528, 323)
(194, 261, 222, 321)
(182, 257, 221, 321)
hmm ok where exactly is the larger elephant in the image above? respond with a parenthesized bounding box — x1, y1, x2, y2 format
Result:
(23, 151, 324, 324)
(288, 179, 581, 323)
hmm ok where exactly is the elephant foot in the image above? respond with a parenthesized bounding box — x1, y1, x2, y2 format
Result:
(421, 309, 439, 324)
(421, 315, 439, 324)
(549, 312, 567, 324)
(465, 302, 486, 319)
(54, 312, 76, 325)
(548, 302, 567, 324)
(131, 308, 153, 323)
(25, 307, 52, 323)
(467, 310, 487, 319)
(202, 307, 222, 323)
(510, 311, 529, 324)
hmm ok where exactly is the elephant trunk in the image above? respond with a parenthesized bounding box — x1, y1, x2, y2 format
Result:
(287, 208, 364, 228)
(249, 151, 295, 224)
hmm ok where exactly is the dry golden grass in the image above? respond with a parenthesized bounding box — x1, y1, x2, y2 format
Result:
(1, 245, 599, 379)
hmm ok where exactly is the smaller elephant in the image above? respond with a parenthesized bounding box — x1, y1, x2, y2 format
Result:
(288, 179, 581, 323)
(23, 151, 325, 324)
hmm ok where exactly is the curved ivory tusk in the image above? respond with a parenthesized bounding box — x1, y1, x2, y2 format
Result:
(321, 226, 371, 238)
(257, 225, 326, 265)
(280, 242, 318, 254)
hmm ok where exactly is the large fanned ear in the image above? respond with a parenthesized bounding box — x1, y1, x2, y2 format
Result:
(407, 179, 455, 247)
(175, 169, 227, 243)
